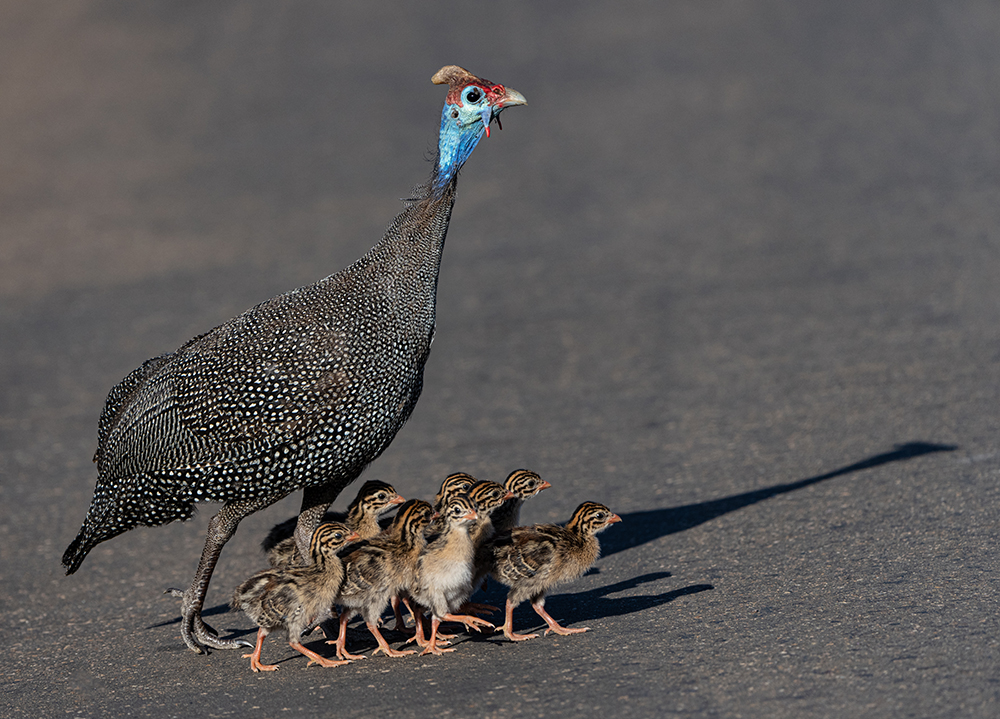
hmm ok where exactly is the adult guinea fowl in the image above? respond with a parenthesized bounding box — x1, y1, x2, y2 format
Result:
(61, 65, 526, 653)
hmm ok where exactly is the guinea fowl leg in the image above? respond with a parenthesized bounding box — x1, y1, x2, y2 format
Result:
(441, 612, 494, 632)
(178, 502, 259, 653)
(457, 601, 499, 617)
(419, 616, 457, 656)
(390, 595, 410, 632)
(294, 483, 345, 561)
(532, 599, 589, 636)
(327, 610, 368, 661)
(243, 628, 279, 672)
(367, 621, 416, 658)
(498, 598, 538, 641)
(291, 640, 351, 668)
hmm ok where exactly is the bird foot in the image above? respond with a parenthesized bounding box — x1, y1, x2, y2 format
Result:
(419, 643, 457, 656)
(171, 589, 252, 652)
(242, 652, 279, 672)
(372, 645, 417, 658)
(457, 602, 499, 617)
(305, 656, 352, 668)
(499, 626, 539, 642)
(324, 641, 367, 661)
(442, 612, 494, 633)
(543, 625, 589, 636)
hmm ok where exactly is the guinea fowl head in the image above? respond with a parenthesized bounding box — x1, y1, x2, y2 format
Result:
(432, 65, 526, 193)
(469, 480, 517, 516)
(504, 469, 552, 499)
(309, 522, 361, 562)
(566, 502, 622, 536)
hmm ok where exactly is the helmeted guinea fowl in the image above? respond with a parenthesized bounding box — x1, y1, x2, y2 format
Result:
(61, 65, 526, 653)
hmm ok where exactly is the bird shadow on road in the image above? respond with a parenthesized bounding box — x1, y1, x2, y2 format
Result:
(601, 441, 957, 559)
(467, 571, 711, 638)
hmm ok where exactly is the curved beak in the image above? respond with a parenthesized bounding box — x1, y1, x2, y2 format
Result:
(608, 514, 622, 524)
(484, 86, 527, 138)
(499, 87, 527, 108)
(539, 480, 552, 491)
(390, 493, 405, 505)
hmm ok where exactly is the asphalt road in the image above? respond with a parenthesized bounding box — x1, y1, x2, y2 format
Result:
(2, 1, 999, 717)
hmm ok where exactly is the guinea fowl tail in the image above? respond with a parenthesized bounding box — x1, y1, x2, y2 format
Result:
(62, 532, 94, 575)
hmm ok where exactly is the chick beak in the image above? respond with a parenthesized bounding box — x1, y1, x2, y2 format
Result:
(539, 480, 552, 491)
(608, 514, 622, 524)
(502, 491, 517, 500)
(390, 493, 405, 505)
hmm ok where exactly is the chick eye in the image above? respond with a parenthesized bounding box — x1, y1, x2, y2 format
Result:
(465, 87, 482, 103)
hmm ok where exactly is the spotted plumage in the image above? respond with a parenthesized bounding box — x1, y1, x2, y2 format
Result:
(326, 498, 434, 659)
(489, 501, 621, 641)
(231, 522, 359, 672)
(262, 480, 404, 567)
(61, 67, 525, 653)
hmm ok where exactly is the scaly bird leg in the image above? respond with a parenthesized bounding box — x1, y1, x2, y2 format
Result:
(291, 640, 351, 669)
(242, 628, 279, 672)
(532, 600, 589, 636)
(442, 612, 494, 633)
(457, 601, 499, 617)
(179, 504, 255, 652)
(326, 610, 367, 661)
(390, 595, 417, 635)
(367, 621, 416, 658)
(419, 616, 457, 656)
(498, 598, 538, 642)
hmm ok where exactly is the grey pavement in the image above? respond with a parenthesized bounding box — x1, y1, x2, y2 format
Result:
(2, 1, 999, 717)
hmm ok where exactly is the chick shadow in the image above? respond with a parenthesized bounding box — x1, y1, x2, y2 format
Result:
(601, 441, 957, 558)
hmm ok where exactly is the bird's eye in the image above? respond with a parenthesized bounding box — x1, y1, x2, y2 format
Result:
(376, 493, 386, 501)
(465, 87, 482, 103)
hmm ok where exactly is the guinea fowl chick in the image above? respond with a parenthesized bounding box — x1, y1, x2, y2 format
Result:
(262, 480, 404, 567)
(425, 472, 478, 537)
(461, 481, 516, 616)
(489, 502, 621, 641)
(231, 522, 360, 672)
(327, 499, 434, 660)
(410, 493, 492, 655)
(388, 472, 475, 631)
(490, 469, 551, 535)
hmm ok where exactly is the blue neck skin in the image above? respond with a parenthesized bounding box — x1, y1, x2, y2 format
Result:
(433, 102, 487, 194)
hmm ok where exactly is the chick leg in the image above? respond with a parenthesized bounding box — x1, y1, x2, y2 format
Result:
(498, 598, 538, 641)
(367, 621, 416, 658)
(242, 628, 279, 672)
(419, 616, 458, 656)
(442, 612, 494, 632)
(532, 599, 589, 636)
(326, 610, 367, 660)
(292, 640, 351, 668)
